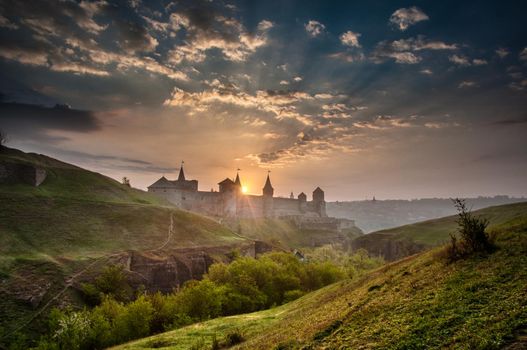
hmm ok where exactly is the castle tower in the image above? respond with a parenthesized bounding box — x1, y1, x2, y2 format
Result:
(177, 161, 185, 181)
(218, 178, 237, 217)
(312, 187, 327, 217)
(262, 172, 274, 217)
(234, 170, 242, 194)
(298, 192, 307, 212)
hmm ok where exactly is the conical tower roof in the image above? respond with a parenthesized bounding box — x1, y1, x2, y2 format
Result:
(263, 174, 273, 191)
(178, 162, 185, 181)
(234, 171, 242, 187)
(263, 172, 274, 196)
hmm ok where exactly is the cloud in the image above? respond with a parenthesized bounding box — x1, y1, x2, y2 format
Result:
(115, 19, 158, 53)
(163, 4, 273, 64)
(509, 79, 527, 91)
(0, 102, 100, 136)
(354, 115, 416, 129)
(279, 80, 289, 85)
(391, 36, 457, 51)
(389, 7, 429, 31)
(449, 54, 471, 66)
(257, 20, 273, 31)
(371, 44, 421, 64)
(496, 48, 509, 58)
(458, 80, 477, 88)
(0, 14, 18, 29)
(54, 149, 179, 174)
(328, 52, 365, 63)
(472, 58, 487, 65)
(0, 36, 50, 66)
(304, 20, 326, 37)
(293, 76, 303, 82)
(163, 84, 315, 122)
(50, 61, 110, 76)
(371, 36, 456, 64)
(420, 69, 433, 75)
(491, 117, 527, 126)
(340, 30, 361, 47)
(520, 47, 527, 61)
(0, 0, 190, 81)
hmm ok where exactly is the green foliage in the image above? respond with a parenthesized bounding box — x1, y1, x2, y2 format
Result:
(224, 329, 245, 346)
(447, 198, 493, 261)
(81, 265, 132, 305)
(35, 251, 359, 349)
(115, 220, 527, 350)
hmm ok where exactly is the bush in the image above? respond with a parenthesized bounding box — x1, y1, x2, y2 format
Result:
(224, 330, 244, 346)
(447, 198, 493, 261)
(81, 265, 132, 305)
(36, 251, 360, 349)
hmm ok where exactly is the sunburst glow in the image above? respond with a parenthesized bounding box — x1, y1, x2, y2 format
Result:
(242, 186, 248, 193)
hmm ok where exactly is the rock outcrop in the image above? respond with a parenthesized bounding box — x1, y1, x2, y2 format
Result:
(0, 161, 46, 186)
(112, 241, 273, 293)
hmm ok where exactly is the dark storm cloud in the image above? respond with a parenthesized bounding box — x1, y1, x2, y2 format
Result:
(0, 102, 100, 132)
(54, 149, 179, 173)
(0, 0, 103, 40)
(490, 117, 527, 126)
(114, 19, 157, 52)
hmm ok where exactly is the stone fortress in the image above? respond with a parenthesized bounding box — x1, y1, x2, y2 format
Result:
(148, 165, 356, 233)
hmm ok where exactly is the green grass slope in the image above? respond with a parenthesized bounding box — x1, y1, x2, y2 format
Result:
(0, 147, 168, 204)
(0, 148, 246, 271)
(0, 148, 247, 345)
(358, 201, 527, 247)
(114, 206, 527, 350)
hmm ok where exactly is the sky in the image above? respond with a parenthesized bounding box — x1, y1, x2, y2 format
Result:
(0, 0, 526, 200)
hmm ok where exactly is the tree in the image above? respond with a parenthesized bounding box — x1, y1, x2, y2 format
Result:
(122, 177, 131, 187)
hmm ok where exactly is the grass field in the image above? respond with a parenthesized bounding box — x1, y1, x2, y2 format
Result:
(113, 206, 527, 349)
(364, 201, 527, 246)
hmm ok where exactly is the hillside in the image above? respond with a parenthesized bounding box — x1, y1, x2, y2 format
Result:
(113, 205, 527, 349)
(327, 197, 526, 233)
(225, 218, 363, 250)
(353, 201, 527, 260)
(0, 148, 249, 345)
(0, 146, 168, 204)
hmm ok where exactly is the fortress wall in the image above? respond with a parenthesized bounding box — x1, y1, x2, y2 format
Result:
(273, 197, 302, 217)
(238, 195, 265, 218)
(187, 191, 223, 216)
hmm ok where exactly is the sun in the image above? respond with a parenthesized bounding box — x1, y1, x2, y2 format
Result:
(242, 186, 248, 193)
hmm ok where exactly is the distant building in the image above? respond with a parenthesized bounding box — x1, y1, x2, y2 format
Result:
(148, 165, 328, 219)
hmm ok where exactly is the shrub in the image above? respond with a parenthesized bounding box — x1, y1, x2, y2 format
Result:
(224, 330, 244, 346)
(447, 198, 493, 261)
(81, 265, 133, 305)
(283, 289, 305, 303)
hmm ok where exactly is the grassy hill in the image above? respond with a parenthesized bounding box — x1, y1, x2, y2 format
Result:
(0, 147, 168, 204)
(367, 201, 527, 246)
(0, 147, 247, 269)
(113, 204, 527, 349)
(0, 148, 247, 345)
(351, 202, 527, 261)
